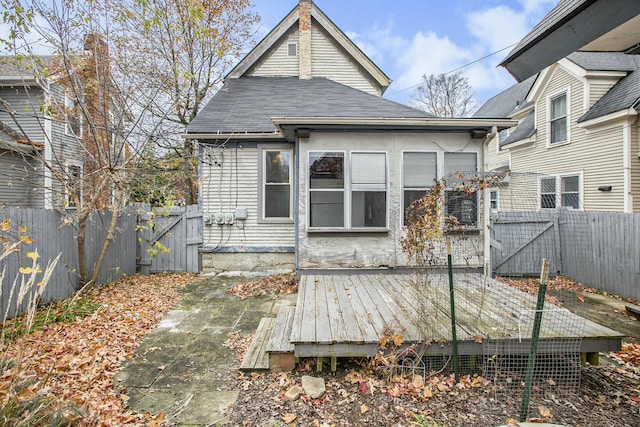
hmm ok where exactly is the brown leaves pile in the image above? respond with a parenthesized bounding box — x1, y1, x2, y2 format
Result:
(0, 272, 199, 425)
(497, 275, 596, 306)
(610, 342, 640, 368)
(230, 272, 297, 300)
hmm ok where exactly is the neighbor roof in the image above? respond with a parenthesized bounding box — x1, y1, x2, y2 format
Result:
(501, 112, 536, 148)
(578, 55, 640, 122)
(566, 51, 637, 71)
(473, 74, 537, 119)
(186, 77, 431, 135)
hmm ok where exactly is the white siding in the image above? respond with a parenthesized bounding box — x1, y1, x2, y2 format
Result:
(247, 28, 300, 77)
(632, 119, 640, 212)
(588, 79, 619, 108)
(298, 132, 485, 269)
(200, 142, 295, 250)
(509, 66, 627, 212)
(310, 25, 379, 96)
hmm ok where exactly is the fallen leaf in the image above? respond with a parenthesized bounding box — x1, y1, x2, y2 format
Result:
(157, 365, 165, 371)
(393, 333, 404, 347)
(360, 404, 369, 414)
(505, 418, 519, 426)
(538, 405, 553, 418)
(282, 413, 297, 423)
(423, 387, 433, 399)
(577, 293, 585, 303)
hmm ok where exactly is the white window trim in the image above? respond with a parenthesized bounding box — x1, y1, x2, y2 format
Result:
(307, 150, 389, 232)
(546, 87, 571, 147)
(258, 145, 294, 224)
(490, 189, 499, 212)
(443, 151, 480, 228)
(401, 150, 438, 227)
(538, 172, 583, 210)
(64, 95, 83, 138)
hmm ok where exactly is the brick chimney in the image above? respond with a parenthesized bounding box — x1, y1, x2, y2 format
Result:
(298, 0, 312, 79)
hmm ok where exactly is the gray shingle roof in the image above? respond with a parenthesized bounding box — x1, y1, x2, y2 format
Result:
(187, 77, 432, 134)
(567, 51, 637, 71)
(501, 112, 536, 147)
(473, 74, 537, 119)
(579, 55, 640, 122)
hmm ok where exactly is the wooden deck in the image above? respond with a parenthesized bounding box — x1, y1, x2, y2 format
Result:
(290, 272, 623, 358)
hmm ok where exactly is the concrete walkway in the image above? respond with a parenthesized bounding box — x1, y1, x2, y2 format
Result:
(115, 274, 296, 426)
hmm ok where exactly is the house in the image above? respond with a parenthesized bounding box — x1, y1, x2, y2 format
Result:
(500, 0, 640, 82)
(477, 0, 640, 213)
(0, 57, 84, 209)
(185, 0, 513, 272)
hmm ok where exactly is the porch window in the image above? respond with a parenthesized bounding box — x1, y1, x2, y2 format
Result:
(402, 152, 437, 225)
(561, 175, 580, 209)
(308, 151, 387, 229)
(309, 152, 344, 227)
(490, 189, 499, 212)
(443, 152, 478, 227)
(260, 148, 293, 222)
(550, 92, 568, 144)
(351, 152, 387, 228)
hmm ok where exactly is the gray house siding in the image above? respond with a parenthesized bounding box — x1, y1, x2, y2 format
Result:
(0, 149, 44, 208)
(0, 86, 46, 142)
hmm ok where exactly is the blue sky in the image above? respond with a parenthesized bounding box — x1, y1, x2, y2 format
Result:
(250, 0, 558, 106)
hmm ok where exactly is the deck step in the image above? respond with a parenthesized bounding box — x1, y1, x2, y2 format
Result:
(267, 306, 296, 353)
(239, 317, 275, 371)
(267, 306, 296, 372)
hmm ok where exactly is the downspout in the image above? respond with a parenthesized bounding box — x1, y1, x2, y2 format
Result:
(294, 135, 300, 271)
(483, 126, 498, 276)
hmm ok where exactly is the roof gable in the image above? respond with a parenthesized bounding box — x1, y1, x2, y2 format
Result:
(226, 1, 390, 94)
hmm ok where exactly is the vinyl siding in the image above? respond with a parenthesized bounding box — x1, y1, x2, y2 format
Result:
(588, 79, 618, 108)
(632, 119, 640, 212)
(200, 142, 295, 249)
(310, 25, 379, 96)
(0, 86, 46, 142)
(0, 149, 44, 208)
(510, 66, 626, 212)
(247, 27, 300, 77)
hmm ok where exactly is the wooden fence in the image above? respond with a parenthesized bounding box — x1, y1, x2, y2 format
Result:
(491, 209, 640, 301)
(0, 207, 137, 319)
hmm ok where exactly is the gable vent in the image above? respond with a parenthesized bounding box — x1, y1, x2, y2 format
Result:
(288, 42, 298, 56)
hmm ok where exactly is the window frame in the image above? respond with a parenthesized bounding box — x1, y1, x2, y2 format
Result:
(539, 173, 582, 210)
(401, 151, 438, 226)
(490, 189, 499, 212)
(307, 150, 388, 232)
(258, 145, 294, 224)
(443, 152, 479, 228)
(547, 89, 570, 146)
(64, 94, 84, 138)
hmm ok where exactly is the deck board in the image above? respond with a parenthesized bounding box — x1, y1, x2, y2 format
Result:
(291, 272, 623, 358)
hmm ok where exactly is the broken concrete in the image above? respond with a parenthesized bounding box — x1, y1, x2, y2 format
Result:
(301, 375, 326, 399)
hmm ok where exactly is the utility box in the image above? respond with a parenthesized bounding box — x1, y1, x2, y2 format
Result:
(235, 207, 248, 220)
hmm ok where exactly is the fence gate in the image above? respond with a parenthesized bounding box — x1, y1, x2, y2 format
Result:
(137, 205, 202, 274)
(490, 211, 562, 277)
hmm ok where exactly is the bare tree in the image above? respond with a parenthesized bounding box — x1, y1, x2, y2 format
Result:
(411, 72, 476, 117)
(116, 0, 259, 205)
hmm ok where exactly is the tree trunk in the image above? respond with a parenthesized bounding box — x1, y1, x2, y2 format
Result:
(76, 217, 89, 289)
(182, 139, 196, 205)
(88, 188, 125, 285)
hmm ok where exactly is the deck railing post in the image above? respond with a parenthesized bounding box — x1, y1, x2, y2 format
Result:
(446, 237, 459, 383)
(519, 258, 551, 422)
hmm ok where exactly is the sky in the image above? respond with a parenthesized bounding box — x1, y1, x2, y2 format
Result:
(249, 0, 558, 107)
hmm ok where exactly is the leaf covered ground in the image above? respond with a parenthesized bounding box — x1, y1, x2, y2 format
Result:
(230, 272, 297, 300)
(0, 272, 200, 426)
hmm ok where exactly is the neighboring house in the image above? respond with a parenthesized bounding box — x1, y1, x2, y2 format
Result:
(186, 0, 512, 272)
(500, 0, 640, 82)
(0, 57, 84, 209)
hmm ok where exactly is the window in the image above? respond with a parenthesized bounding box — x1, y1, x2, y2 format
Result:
(287, 43, 297, 56)
(540, 177, 556, 208)
(64, 95, 83, 137)
(443, 152, 478, 226)
(561, 175, 580, 209)
(308, 151, 387, 229)
(497, 129, 509, 143)
(540, 175, 580, 209)
(490, 189, 499, 212)
(65, 164, 83, 209)
(260, 148, 293, 222)
(402, 152, 437, 225)
(550, 92, 568, 144)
